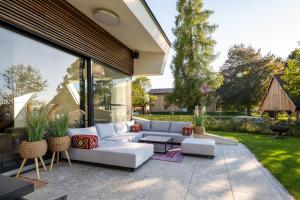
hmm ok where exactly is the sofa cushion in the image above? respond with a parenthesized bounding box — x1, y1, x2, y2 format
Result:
(130, 124, 142, 132)
(95, 123, 117, 138)
(126, 120, 135, 132)
(71, 135, 98, 149)
(103, 135, 132, 143)
(135, 119, 151, 131)
(68, 126, 98, 138)
(114, 122, 128, 135)
(170, 122, 192, 133)
(150, 120, 170, 132)
(66, 141, 154, 169)
(182, 126, 193, 136)
(181, 138, 215, 156)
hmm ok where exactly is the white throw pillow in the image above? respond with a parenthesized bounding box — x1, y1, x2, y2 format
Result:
(95, 123, 117, 138)
(114, 122, 128, 135)
(126, 120, 135, 132)
(67, 126, 98, 138)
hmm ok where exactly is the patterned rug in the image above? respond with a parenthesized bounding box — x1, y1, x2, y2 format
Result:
(17, 176, 48, 189)
(151, 145, 184, 162)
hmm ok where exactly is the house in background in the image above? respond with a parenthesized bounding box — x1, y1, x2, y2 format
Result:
(260, 75, 300, 118)
(149, 88, 217, 113)
(0, 0, 170, 175)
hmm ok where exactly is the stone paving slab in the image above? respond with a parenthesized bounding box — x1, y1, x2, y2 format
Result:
(23, 143, 293, 200)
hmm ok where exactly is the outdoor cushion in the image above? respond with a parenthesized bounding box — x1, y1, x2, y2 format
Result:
(150, 120, 170, 132)
(71, 135, 98, 149)
(102, 132, 144, 143)
(182, 126, 193, 136)
(95, 123, 117, 138)
(66, 141, 154, 169)
(114, 122, 128, 135)
(102, 135, 131, 143)
(126, 120, 135, 132)
(181, 138, 215, 157)
(130, 124, 142, 132)
(169, 122, 192, 133)
(67, 126, 98, 138)
(135, 119, 151, 131)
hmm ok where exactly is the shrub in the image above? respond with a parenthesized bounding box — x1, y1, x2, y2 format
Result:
(136, 114, 300, 137)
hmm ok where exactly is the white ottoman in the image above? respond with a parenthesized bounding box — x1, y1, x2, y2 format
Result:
(181, 138, 215, 158)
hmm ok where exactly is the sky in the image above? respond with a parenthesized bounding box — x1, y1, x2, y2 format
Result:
(145, 0, 300, 89)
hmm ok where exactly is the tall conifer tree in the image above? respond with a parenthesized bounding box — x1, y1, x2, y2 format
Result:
(166, 0, 219, 111)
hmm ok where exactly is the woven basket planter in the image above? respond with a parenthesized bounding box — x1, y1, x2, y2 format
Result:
(193, 126, 205, 136)
(19, 140, 47, 159)
(48, 136, 71, 152)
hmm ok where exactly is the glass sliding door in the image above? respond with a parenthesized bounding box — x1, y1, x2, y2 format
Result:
(92, 61, 132, 123)
(0, 25, 87, 173)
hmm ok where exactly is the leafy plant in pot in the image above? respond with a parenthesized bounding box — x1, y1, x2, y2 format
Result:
(193, 105, 206, 136)
(48, 113, 71, 153)
(17, 104, 48, 179)
(20, 104, 48, 160)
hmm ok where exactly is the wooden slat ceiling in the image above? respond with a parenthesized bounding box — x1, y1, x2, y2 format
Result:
(0, 0, 134, 75)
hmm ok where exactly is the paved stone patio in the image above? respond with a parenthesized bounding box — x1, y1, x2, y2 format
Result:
(23, 144, 292, 200)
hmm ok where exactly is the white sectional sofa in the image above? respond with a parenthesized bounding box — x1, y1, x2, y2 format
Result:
(135, 119, 193, 143)
(65, 119, 193, 171)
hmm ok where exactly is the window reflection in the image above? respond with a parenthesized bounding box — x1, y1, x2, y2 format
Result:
(93, 62, 132, 123)
(0, 26, 86, 173)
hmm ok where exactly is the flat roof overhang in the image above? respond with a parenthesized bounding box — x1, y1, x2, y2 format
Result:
(67, 0, 171, 76)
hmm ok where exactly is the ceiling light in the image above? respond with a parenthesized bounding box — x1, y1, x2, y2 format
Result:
(94, 9, 119, 26)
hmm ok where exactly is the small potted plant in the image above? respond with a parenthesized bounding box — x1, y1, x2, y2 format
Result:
(194, 115, 205, 135)
(19, 104, 48, 160)
(48, 113, 71, 153)
(193, 105, 206, 136)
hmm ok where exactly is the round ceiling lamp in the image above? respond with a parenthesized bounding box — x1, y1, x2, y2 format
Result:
(94, 9, 119, 26)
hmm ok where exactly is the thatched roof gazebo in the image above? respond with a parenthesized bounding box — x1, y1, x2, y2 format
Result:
(260, 75, 300, 118)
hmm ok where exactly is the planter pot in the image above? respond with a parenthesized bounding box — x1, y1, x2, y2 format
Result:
(193, 126, 205, 135)
(48, 136, 71, 152)
(19, 140, 47, 159)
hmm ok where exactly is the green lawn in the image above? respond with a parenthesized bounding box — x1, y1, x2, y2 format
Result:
(209, 131, 300, 200)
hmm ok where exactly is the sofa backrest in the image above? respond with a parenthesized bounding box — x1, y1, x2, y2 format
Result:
(114, 121, 128, 135)
(67, 126, 98, 138)
(169, 122, 192, 133)
(95, 123, 117, 138)
(135, 119, 151, 131)
(150, 120, 170, 132)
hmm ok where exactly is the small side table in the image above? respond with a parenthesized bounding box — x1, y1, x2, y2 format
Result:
(50, 151, 71, 171)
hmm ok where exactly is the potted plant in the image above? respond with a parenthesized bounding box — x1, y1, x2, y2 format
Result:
(193, 105, 206, 136)
(48, 113, 71, 153)
(194, 115, 205, 135)
(19, 104, 48, 160)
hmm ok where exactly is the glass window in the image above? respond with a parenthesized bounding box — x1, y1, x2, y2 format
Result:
(0, 26, 86, 173)
(93, 61, 132, 123)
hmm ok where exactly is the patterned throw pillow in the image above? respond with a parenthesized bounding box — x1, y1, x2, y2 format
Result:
(72, 135, 98, 149)
(182, 126, 193, 136)
(130, 124, 142, 132)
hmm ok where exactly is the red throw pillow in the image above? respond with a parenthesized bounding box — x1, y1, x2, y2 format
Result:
(72, 135, 98, 149)
(130, 124, 142, 132)
(182, 126, 193, 136)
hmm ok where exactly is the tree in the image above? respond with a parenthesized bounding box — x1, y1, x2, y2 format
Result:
(166, 0, 219, 112)
(132, 77, 156, 113)
(218, 44, 284, 115)
(0, 64, 48, 103)
(282, 48, 300, 97)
